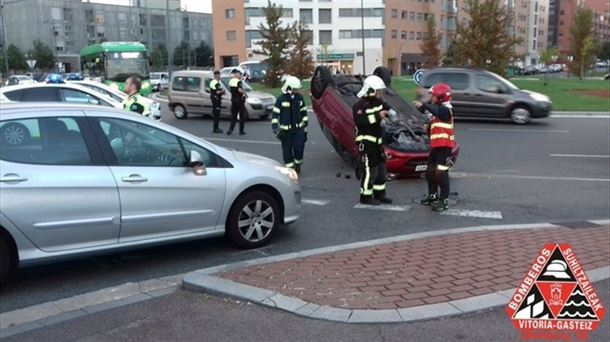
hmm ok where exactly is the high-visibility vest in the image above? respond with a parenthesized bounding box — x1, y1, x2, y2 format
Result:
(122, 94, 150, 117)
(429, 114, 455, 148)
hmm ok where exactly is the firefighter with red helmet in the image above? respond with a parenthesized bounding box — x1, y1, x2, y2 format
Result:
(414, 83, 456, 211)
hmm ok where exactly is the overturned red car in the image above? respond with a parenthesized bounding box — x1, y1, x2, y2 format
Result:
(310, 66, 459, 177)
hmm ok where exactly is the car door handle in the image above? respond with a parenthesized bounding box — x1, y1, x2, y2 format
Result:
(121, 174, 148, 183)
(0, 174, 28, 183)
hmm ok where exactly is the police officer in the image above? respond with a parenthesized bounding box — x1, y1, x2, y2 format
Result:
(414, 83, 456, 211)
(210, 70, 225, 133)
(353, 75, 393, 206)
(272, 76, 308, 174)
(122, 74, 151, 117)
(228, 68, 247, 135)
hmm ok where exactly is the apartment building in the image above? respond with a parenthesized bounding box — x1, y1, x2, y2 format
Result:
(1, 0, 212, 72)
(509, 0, 549, 66)
(551, 0, 609, 55)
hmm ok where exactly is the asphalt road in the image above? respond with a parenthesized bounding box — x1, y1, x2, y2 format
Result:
(5, 280, 609, 342)
(1, 103, 608, 313)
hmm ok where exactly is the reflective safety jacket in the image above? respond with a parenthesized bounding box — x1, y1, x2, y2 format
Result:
(122, 94, 150, 117)
(229, 77, 245, 103)
(353, 97, 390, 166)
(271, 93, 308, 132)
(427, 105, 456, 149)
(209, 79, 224, 100)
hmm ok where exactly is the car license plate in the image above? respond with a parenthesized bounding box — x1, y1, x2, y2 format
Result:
(415, 164, 428, 172)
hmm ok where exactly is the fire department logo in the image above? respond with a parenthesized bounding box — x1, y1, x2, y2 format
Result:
(506, 243, 605, 341)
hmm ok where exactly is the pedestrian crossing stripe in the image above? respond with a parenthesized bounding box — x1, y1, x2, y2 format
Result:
(506, 244, 605, 340)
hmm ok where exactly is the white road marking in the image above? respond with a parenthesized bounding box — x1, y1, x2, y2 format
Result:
(201, 137, 280, 145)
(467, 128, 569, 133)
(302, 199, 330, 206)
(551, 114, 609, 118)
(550, 154, 610, 158)
(441, 209, 503, 220)
(353, 203, 411, 212)
(452, 172, 610, 183)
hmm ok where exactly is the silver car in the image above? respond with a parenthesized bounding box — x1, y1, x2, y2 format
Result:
(0, 103, 301, 283)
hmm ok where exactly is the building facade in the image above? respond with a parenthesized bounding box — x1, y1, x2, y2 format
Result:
(508, 0, 549, 66)
(1, 0, 212, 72)
(551, 0, 609, 55)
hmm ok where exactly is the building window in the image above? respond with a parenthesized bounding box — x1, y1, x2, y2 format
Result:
(391, 30, 397, 38)
(409, 12, 415, 20)
(409, 31, 414, 40)
(402, 10, 406, 19)
(319, 9, 331, 23)
(319, 30, 332, 44)
(226, 9, 236, 19)
(401, 31, 407, 39)
(391, 9, 398, 18)
(417, 12, 423, 21)
(281, 8, 294, 17)
(245, 30, 262, 48)
(338, 8, 384, 17)
(226, 30, 236, 41)
(416, 32, 422, 40)
(300, 9, 312, 24)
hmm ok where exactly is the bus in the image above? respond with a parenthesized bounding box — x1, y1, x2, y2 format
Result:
(80, 42, 152, 96)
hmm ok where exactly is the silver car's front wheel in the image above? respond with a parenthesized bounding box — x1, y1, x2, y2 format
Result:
(227, 191, 279, 248)
(510, 106, 531, 124)
(173, 105, 188, 119)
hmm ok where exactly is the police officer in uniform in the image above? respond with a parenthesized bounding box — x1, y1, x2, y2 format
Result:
(228, 68, 247, 135)
(353, 75, 393, 206)
(122, 75, 151, 117)
(414, 83, 456, 211)
(272, 76, 308, 174)
(209, 70, 225, 133)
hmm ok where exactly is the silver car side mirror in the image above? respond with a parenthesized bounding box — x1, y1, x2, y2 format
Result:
(190, 150, 206, 176)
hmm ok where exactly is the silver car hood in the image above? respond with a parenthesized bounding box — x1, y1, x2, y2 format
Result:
(233, 150, 281, 167)
(247, 91, 275, 101)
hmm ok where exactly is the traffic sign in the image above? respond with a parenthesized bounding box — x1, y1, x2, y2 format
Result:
(413, 69, 424, 85)
(26, 59, 37, 69)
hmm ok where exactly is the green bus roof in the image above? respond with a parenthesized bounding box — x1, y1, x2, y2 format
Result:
(80, 42, 147, 57)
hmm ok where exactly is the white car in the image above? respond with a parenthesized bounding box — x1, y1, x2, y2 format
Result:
(69, 80, 161, 120)
(5, 75, 37, 86)
(150, 72, 169, 92)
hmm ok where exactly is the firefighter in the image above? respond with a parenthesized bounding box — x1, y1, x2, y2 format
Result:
(227, 68, 247, 135)
(414, 83, 456, 211)
(209, 70, 225, 133)
(272, 76, 308, 174)
(122, 74, 151, 117)
(353, 75, 393, 206)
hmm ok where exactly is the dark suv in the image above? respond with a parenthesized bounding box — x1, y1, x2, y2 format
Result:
(418, 68, 552, 124)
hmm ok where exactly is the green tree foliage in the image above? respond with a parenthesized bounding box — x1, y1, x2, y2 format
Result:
(173, 40, 192, 67)
(568, 6, 595, 79)
(286, 21, 314, 79)
(150, 44, 168, 70)
(254, 1, 292, 87)
(452, 0, 522, 76)
(597, 41, 610, 61)
(7, 44, 27, 71)
(29, 40, 55, 70)
(420, 16, 442, 68)
(194, 41, 214, 67)
(442, 42, 459, 66)
(540, 47, 560, 85)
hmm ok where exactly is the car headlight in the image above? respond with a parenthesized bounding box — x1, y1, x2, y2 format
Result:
(247, 97, 262, 105)
(275, 166, 298, 181)
(530, 92, 550, 102)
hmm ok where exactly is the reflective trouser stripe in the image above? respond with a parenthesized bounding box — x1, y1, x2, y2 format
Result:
(373, 184, 385, 191)
(355, 135, 382, 144)
(294, 159, 303, 165)
(271, 118, 279, 124)
(286, 162, 295, 168)
(361, 157, 373, 196)
(437, 164, 450, 171)
(279, 125, 291, 130)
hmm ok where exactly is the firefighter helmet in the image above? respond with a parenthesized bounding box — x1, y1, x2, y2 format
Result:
(281, 75, 302, 94)
(430, 83, 452, 103)
(357, 75, 386, 98)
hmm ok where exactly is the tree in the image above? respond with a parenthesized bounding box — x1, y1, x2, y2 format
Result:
(151, 44, 168, 70)
(286, 21, 314, 79)
(568, 6, 595, 79)
(194, 41, 214, 67)
(254, 1, 292, 87)
(173, 40, 192, 68)
(597, 41, 610, 61)
(442, 42, 459, 67)
(540, 47, 560, 85)
(451, 0, 522, 76)
(29, 40, 55, 70)
(7, 44, 27, 72)
(420, 16, 442, 68)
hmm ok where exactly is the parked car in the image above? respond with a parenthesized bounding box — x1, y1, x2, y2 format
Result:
(69, 80, 161, 119)
(239, 61, 268, 83)
(220, 66, 250, 81)
(310, 66, 459, 177)
(0, 102, 301, 283)
(418, 68, 551, 124)
(150, 72, 169, 92)
(168, 70, 276, 120)
(523, 66, 539, 75)
(5, 75, 37, 86)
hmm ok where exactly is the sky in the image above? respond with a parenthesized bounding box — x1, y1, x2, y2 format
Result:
(85, 0, 212, 13)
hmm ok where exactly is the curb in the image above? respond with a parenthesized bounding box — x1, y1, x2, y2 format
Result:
(183, 220, 610, 324)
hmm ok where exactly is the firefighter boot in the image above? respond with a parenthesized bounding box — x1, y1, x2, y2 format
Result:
(420, 193, 437, 206)
(432, 198, 449, 212)
(360, 195, 380, 206)
(374, 191, 393, 204)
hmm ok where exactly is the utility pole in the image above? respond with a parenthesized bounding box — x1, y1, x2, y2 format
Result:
(1, 0, 10, 79)
(360, 0, 366, 75)
(165, 0, 173, 75)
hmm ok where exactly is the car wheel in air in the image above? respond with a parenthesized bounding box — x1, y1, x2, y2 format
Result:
(310, 66, 332, 100)
(173, 104, 188, 119)
(373, 66, 392, 86)
(510, 105, 531, 124)
(227, 191, 279, 249)
(1, 122, 31, 146)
